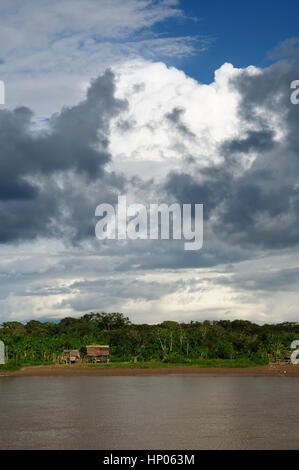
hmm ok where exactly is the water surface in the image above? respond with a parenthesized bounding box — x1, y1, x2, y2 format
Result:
(0, 375, 298, 449)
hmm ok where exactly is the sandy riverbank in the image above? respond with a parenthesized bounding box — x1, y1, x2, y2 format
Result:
(1, 363, 299, 377)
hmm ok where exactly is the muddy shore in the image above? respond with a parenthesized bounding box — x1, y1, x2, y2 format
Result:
(1, 363, 299, 377)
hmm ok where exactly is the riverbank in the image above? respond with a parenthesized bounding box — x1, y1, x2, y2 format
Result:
(1, 363, 298, 377)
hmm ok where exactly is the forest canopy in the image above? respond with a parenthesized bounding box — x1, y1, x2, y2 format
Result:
(1, 313, 298, 365)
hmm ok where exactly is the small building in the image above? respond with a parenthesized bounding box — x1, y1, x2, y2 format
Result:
(86, 345, 109, 363)
(61, 349, 81, 364)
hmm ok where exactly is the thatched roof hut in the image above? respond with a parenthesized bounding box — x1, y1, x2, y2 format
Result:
(62, 349, 81, 363)
(86, 345, 109, 357)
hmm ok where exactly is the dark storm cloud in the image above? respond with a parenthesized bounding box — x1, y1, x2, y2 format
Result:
(0, 70, 126, 184)
(0, 70, 127, 243)
(0, 169, 127, 244)
(165, 41, 299, 251)
(0, 178, 38, 201)
(221, 129, 276, 154)
(164, 167, 231, 219)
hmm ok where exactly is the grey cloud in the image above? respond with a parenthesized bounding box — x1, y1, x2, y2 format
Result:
(55, 276, 204, 313)
(270, 37, 299, 64)
(70, 278, 198, 301)
(222, 129, 276, 154)
(132, 83, 145, 93)
(165, 43, 299, 251)
(116, 118, 136, 132)
(165, 107, 195, 139)
(0, 70, 127, 243)
(214, 266, 299, 293)
(0, 70, 126, 185)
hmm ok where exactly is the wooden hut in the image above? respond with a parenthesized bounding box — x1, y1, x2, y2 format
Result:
(61, 349, 81, 364)
(86, 345, 109, 363)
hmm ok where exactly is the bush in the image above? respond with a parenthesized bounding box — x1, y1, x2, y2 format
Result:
(213, 340, 234, 359)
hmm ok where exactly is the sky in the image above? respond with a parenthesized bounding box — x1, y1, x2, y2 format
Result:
(1, 0, 299, 324)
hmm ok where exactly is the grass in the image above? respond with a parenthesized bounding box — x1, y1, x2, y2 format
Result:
(0, 360, 54, 372)
(67, 358, 268, 369)
(0, 362, 21, 372)
(0, 358, 269, 372)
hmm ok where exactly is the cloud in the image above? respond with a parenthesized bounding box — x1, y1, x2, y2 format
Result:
(221, 129, 276, 154)
(0, 0, 183, 49)
(0, 69, 127, 243)
(163, 46, 299, 251)
(0, 0, 205, 116)
(165, 106, 196, 138)
(2, 28, 299, 323)
(109, 60, 242, 177)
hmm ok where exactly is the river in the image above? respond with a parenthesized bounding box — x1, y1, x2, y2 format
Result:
(0, 375, 298, 449)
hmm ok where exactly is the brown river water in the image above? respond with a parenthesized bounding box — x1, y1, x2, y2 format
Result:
(0, 375, 298, 449)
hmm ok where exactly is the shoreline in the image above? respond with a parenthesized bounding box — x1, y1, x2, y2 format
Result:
(1, 363, 299, 377)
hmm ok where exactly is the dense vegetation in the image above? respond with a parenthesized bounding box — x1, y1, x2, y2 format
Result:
(1, 312, 299, 368)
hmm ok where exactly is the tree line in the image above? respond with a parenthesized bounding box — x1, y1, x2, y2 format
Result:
(1, 312, 298, 365)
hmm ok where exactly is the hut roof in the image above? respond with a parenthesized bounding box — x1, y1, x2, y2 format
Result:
(63, 349, 80, 357)
(86, 345, 109, 356)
